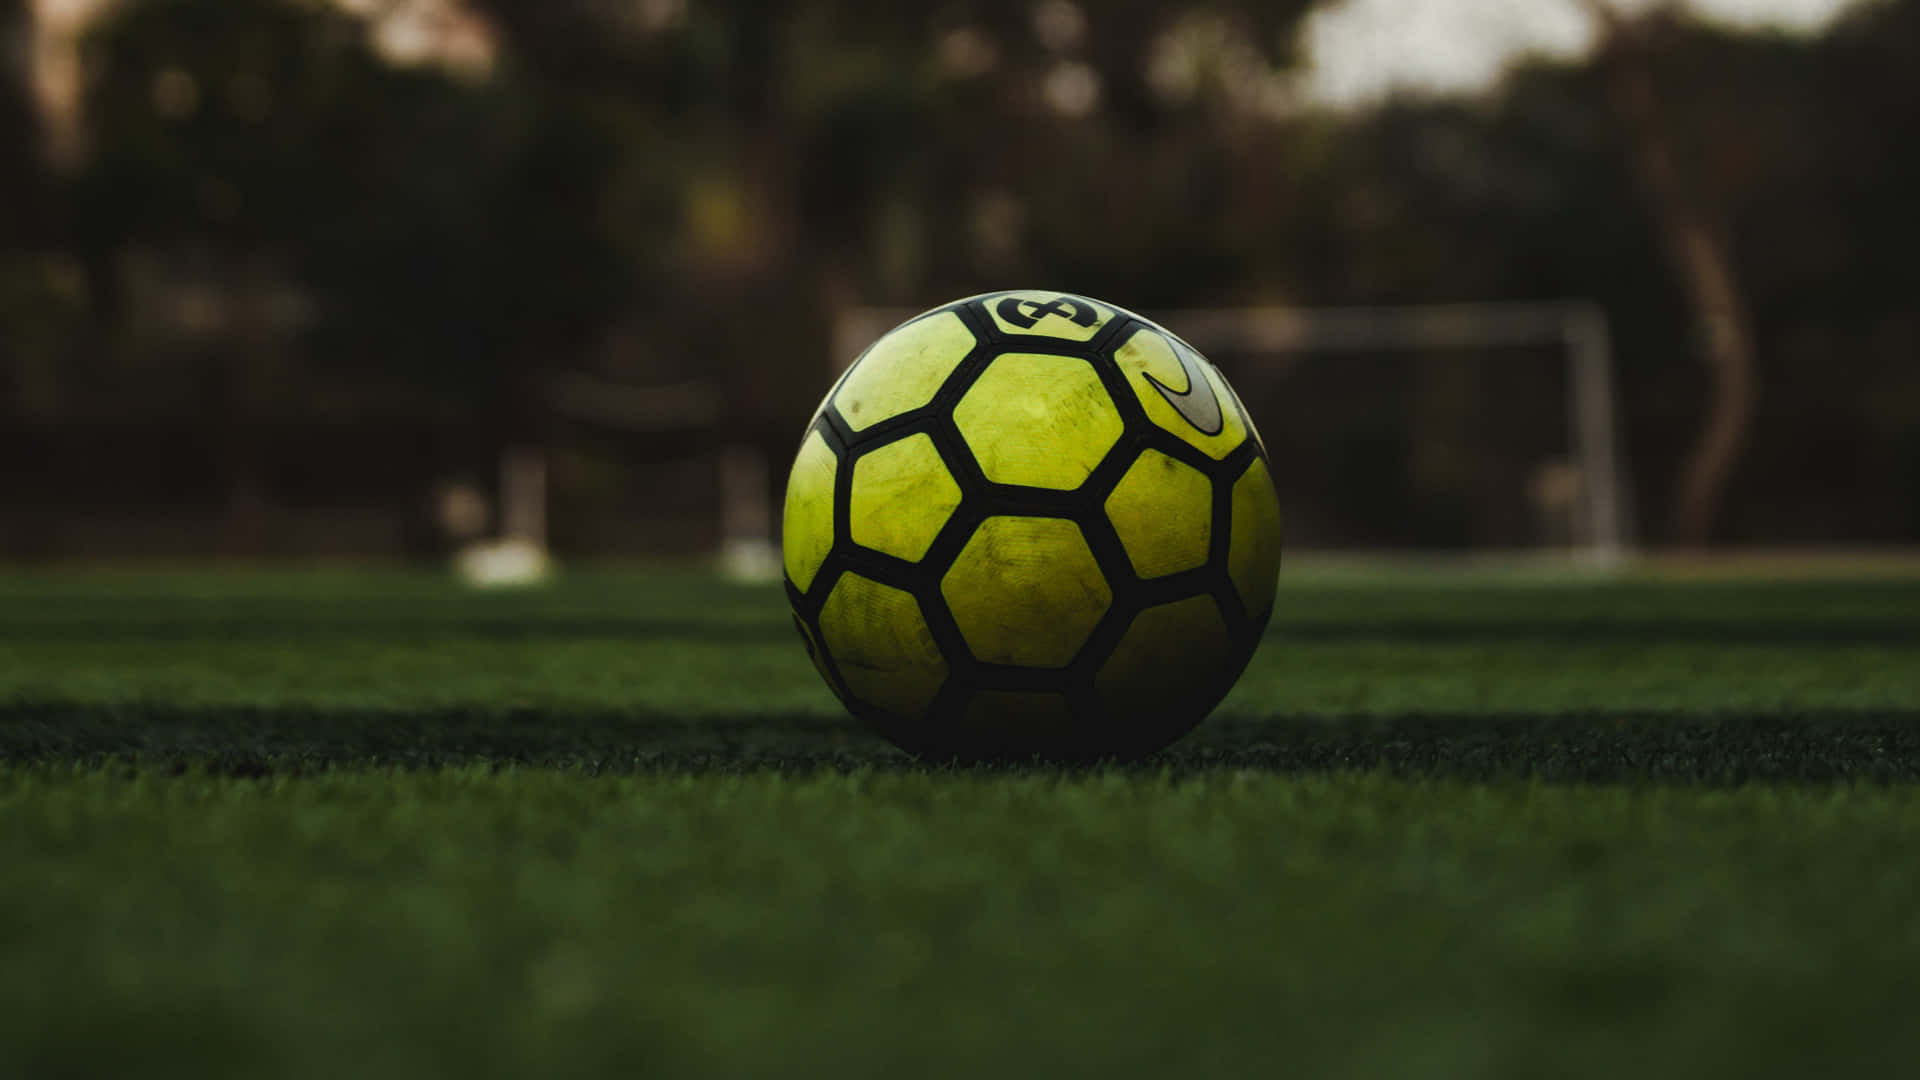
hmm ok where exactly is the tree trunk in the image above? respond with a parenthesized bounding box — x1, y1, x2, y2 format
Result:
(1589, 4, 1759, 547)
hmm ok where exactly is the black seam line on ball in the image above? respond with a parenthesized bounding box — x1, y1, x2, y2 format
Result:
(798, 563, 847, 627)
(916, 575, 979, 675)
(923, 353, 1005, 446)
(1134, 569, 1224, 608)
(1073, 489, 1141, 596)
(1223, 438, 1260, 477)
(1068, 601, 1139, 690)
(797, 610, 856, 706)
(813, 412, 850, 457)
(799, 554, 851, 616)
(969, 663, 1076, 693)
(957, 298, 1003, 350)
(974, 483, 1109, 518)
(987, 333, 1104, 361)
(836, 403, 949, 454)
(1226, 597, 1264, 660)
(1137, 426, 1224, 476)
(917, 501, 989, 589)
(1072, 574, 1138, 684)
(935, 339, 1002, 408)
(830, 310, 994, 456)
(816, 340, 874, 418)
(787, 414, 833, 468)
(1084, 309, 1136, 358)
(927, 413, 989, 499)
(829, 440, 857, 581)
(1208, 461, 1235, 574)
(1211, 440, 1265, 621)
(822, 398, 859, 453)
(1084, 428, 1146, 509)
(952, 292, 998, 342)
(1214, 577, 1255, 642)
(1088, 324, 1153, 431)
(783, 575, 813, 618)
(805, 417, 853, 580)
(923, 321, 1001, 418)
(793, 549, 843, 616)
(833, 544, 924, 593)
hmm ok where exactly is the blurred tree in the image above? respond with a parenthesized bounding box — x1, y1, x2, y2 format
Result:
(0, 0, 39, 243)
(1585, 1, 1757, 548)
(72, 0, 630, 550)
(1291, 0, 1920, 545)
(12, 0, 1915, 556)
(0, 0, 86, 430)
(461, 0, 1320, 488)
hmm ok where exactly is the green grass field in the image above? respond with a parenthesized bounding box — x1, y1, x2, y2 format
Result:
(4, 568, 1919, 1078)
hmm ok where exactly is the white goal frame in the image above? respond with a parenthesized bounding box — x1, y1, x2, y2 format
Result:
(829, 300, 1634, 569)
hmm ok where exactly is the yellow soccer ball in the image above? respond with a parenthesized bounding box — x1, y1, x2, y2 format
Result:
(783, 290, 1281, 760)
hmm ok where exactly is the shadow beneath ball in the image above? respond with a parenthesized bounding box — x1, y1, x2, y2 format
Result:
(862, 700, 1206, 769)
(9, 701, 1919, 786)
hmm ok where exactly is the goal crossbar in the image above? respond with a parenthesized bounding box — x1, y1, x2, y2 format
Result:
(833, 300, 1634, 568)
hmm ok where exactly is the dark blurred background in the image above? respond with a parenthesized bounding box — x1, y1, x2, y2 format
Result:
(2, 0, 1916, 564)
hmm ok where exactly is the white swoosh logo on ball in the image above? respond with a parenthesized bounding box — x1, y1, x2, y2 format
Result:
(1144, 338, 1224, 436)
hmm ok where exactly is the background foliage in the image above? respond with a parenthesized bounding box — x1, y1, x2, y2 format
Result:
(2, 0, 1916, 553)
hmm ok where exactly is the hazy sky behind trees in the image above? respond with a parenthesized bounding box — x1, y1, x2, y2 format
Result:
(1300, 0, 1863, 104)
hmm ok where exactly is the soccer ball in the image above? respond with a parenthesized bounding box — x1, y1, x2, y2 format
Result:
(783, 290, 1281, 761)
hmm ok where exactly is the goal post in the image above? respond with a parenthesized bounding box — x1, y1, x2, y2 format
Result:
(829, 300, 1635, 569)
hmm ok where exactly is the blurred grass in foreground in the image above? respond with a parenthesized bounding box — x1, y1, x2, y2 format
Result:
(1, 567, 1916, 716)
(1, 568, 1918, 1078)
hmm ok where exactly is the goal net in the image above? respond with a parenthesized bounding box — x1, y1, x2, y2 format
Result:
(827, 300, 1635, 569)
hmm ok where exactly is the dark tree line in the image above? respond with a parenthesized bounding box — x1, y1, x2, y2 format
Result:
(1, 0, 1916, 553)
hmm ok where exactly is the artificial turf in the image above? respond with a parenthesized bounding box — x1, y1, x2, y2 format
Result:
(2, 568, 1918, 1077)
